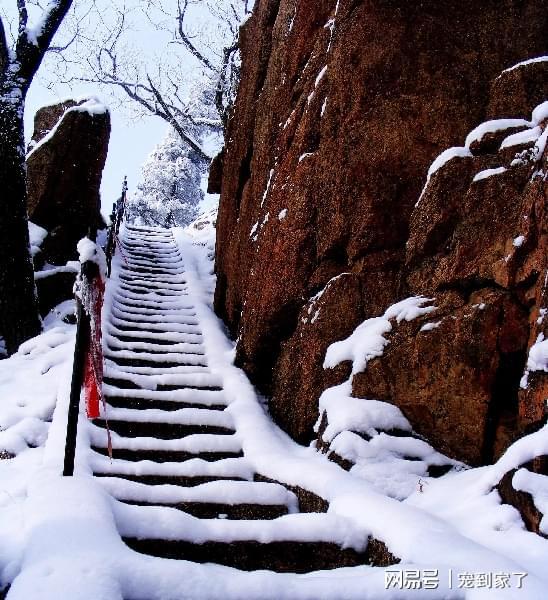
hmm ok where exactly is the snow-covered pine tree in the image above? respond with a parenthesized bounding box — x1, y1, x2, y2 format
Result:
(127, 128, 202, 228)
(127, 81, 222, 228)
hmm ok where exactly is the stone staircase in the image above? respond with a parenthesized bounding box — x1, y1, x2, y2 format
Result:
(89, 225, 366, 573)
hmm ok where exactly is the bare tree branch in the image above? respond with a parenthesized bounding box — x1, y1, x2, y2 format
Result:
(176, 0, 216, 72)
(146, 72, 210, 161)
(14, 0, 74, 87)
(0, 17, 8, 76)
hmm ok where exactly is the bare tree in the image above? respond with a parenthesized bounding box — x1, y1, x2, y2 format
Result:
(56, 0, 251, 159)
(0, 0, 73, 355)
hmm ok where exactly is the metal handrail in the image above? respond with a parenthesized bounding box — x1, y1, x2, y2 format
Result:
(106, 176, 128, 277)
(62, 178, 127, 476)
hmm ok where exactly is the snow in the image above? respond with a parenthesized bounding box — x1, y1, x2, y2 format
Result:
(472, 166, 507, 182)
(100, 478, 300, 512)
(315, 66, 328, 88)
(513, 235, 525, 248)
(298, 152, 314, 162)
(26, 97, 109, 161)
(278, 209, 288, 220)
(324, 297, 436, 374)
(2, 221, 548, 598)
(76, 237, 107, 279)
(416, 147, 472, 206)
(500, 126, 542, 149)
(465, 119, 532, 149)
(321, 98, 328, 117)
(420, 321, 442, 332)
(502, 56, 548, 74)
(261, 168, 275, 207)
(512, 469, 548, 534)
(525, 334, 548, 374)
(317, 381, 412, 443)
(532, 101, 548, 125)
(28, 222, 48, 257)
(0, 301, 75, 456)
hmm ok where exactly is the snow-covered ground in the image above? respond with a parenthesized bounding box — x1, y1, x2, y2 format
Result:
(0, 213, 547, 599)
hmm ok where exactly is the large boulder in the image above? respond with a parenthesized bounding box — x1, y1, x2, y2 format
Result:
(27, 97, 110, 265)
(214, 0, 548, 456)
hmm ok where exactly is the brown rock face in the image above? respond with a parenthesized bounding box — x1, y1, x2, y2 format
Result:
(27, 98, 110, 264)
(214, 0, 548, 460)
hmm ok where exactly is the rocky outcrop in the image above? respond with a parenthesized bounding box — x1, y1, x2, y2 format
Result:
(27, 97, 110, 265)
(214, 0, 548, 464)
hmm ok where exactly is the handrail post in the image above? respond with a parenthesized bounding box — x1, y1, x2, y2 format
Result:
(63, 259, 97, 476)
(62, 290, 89, 476)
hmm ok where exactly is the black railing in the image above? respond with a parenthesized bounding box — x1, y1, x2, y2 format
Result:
(63, 178, 127, 476)
(106, 176, 128, 277)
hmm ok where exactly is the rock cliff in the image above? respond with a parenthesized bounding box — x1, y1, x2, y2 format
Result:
(214, 0, 548, 466)
(27, 97, 110, 314)
(27, 97, 110, 265)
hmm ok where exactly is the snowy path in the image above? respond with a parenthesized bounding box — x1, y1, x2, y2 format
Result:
(5, 223, 547, 599)
(92, 225, 367, 572)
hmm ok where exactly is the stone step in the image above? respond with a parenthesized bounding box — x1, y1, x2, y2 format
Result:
(120, 499, 289, 520)
(91, 445, 243, 463)
(93, 418, 235, 440)
(107, 321, 201, 335)
(105, 340, 204, 356)
(120, 266, 186, 277)
(118, 274, 186, 286)
(107, 334, 203, 347)
(103, 395, 227, 412)
(116, 284, 187, 295)
(105, 355, 208, 369)
(93, 471, 247, 488)
(121, 539, 365, 573)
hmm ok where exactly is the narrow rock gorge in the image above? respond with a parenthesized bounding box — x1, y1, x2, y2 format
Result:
(214, 0, 548, 466)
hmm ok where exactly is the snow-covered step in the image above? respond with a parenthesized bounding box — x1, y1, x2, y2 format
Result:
(121, 245, 179, 255)
(121, 265, 185, 277)
(103, 366, 222, 390)
(106, 331, 203, 348)
(117, 277, 187, 288)
(112, 502, 367, 572)
(118, 273, 187, 285)
(108, 318, 200, 335)
(122, 262, 182, 272)
(111, 307, 198, 324)
(99, 478, 297, 520)
(91, 454, 254, 487)
(104, 362, 211, 377)
(120, 259, 185, 274)
(103, 393, 228, 413)
(90, 426, 243, 463)
(102, 384, 226, 405)
(100, 405, 234, 428)
(105, 334, 205, 356)
(93, 405, 235, 440)
(123, 255, 180, 262)
(112, 301, 196, 317)
(113, 290, 189, 306)
(104, 353, 208, 370)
